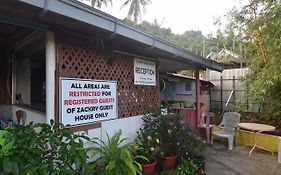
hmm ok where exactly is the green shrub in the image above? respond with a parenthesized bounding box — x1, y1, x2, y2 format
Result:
(176, 158, 198, 175)
(134, 112, 161, 164)
(160, 158, 198, 175)
(87, 130, 143, 175)
(158, 113, 181, 157)
(0, 120, 89, 175)
(176, 123, 206, 169)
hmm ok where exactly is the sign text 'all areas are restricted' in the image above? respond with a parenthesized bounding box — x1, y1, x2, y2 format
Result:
(60, 78, 117, 126)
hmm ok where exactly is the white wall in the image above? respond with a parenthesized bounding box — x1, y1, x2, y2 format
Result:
(101, 115, 143, 143)
(81, 115, 143, 145)
(2, 104, 142, 142)
(201, 94, 210, 111)
(12, 106, 46, 125)
(0, 105, 46, 124)
(175, 81, 196, 105)
(1, 104, 142, 144)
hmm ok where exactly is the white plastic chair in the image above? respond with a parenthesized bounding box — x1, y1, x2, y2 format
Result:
(211, 112, 241, 150)
(198, 112, 214, 143)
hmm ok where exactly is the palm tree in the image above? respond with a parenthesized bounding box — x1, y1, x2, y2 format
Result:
(91, 0, 112, 8)
(121, 0, 151, 24)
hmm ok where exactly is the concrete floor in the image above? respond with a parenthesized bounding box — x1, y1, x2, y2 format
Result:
(205, 143, 281, 175)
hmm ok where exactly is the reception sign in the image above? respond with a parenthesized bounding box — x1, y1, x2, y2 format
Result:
(60, 78, 117, 126)
(134, 58, 156, 86)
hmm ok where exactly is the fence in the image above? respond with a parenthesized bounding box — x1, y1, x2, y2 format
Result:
(207, 68, 256, 112)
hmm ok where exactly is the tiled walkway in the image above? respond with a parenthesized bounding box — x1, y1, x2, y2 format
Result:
(205, 143, 281, 175)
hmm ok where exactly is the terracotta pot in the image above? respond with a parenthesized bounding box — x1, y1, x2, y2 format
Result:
(163, 155, 177, 170)
(197, 169, 205, 175)
(142, 160, 157, 175)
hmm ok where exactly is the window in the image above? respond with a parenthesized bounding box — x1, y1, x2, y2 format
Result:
(14, 39, 46, 112)
(185, 82, 192, 91)
(200, 83, 210, 95)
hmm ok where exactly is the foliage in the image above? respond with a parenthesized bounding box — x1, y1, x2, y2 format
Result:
(160, 158, 198, 175)
(176, 123, 206, 169)
(176, 158, 198, 175)
(87, 130, 143, 175)
(121, 0, 151, 24)
(231, 100, 247, 113)
(87, 0, 238, 56)
(0, 120, 89, 175)
(226, 0, 281, 128)
(134, 112, 161, 164)
(137, 20, 230, 57)
(91, 0, 112, 8)
(158, 114, 181, 157)
(88, 0, 235, 56)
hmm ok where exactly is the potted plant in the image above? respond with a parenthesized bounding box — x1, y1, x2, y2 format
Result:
(134, 129, 160, 175)
(134, 112, 162, 175)
(176, 158, 198, 175)
(176, 120, 206, 174)
(158, 113, 181, 170)
(87, 130, 144, 175)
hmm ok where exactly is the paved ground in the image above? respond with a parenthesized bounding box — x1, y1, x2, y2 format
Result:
(205, 143, 281, 175)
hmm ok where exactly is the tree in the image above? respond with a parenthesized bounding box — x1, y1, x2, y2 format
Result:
(138, 20, 227, 57)
(121, 0, 151, 24)
(228, 0, 281, 128)
(91, 0, 112, 8)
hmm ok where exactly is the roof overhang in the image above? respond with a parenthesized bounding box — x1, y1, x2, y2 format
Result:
(3, 0, 223, 72)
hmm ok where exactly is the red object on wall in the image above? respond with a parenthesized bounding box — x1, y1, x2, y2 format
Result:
(179, 108, 196, 132)
(195, 69, 201, 134)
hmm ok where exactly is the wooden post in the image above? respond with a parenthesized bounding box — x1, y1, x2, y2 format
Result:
(46, 32, 56, 124)
(209, 84, 212, 111)
(195, 69, 201, 133)
(220, 76, 223, 112)
(233, 76, 236, 102)
(246, 84, 249, 110)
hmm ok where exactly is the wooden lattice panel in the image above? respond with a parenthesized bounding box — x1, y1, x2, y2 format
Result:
(0, 77, 6, 104)
(57, 38, 160, 118)
(0, 56, 11, 105)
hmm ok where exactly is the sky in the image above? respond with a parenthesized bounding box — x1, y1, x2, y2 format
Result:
(79, 0, 238, 36)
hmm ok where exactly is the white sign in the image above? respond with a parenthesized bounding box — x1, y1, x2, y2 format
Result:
(134, 58, 156, 86)
(60, 78, 117, 126)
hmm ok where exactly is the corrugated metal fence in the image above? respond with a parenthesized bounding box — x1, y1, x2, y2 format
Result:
(208, 68, 256, 112)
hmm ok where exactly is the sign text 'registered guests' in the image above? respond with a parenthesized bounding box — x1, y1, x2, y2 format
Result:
(60, 78, 117, 126)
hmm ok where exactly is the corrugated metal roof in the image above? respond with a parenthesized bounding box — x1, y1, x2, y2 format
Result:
(16, 0, 223, 72)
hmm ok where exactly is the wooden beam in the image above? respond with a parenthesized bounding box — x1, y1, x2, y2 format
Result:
(195, 69, 200, 133)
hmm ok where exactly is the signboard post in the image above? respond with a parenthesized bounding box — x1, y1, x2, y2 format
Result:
(60, 78, 117, 126)
(134, 58, 156, 86)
